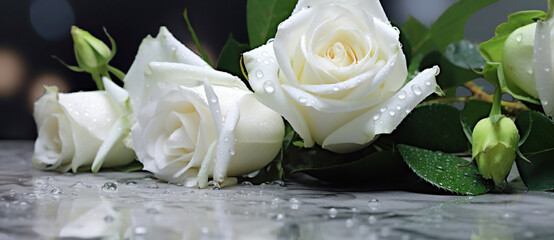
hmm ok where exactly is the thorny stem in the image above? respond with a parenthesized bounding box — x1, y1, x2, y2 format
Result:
(423, 81, 529, 114)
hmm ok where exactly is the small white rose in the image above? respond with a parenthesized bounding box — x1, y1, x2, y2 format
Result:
(32, 78, 135, 172)
(534, 14, 554, 117)
(243, 0, 439, 153)
(125, 27, 284, 188)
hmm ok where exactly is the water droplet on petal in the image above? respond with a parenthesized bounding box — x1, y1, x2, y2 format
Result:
(345, 219, 354, 228)
(541, 100, 549, 106)
(263, 81, 275, 94)
(50, 186, 62, 195)
(545, 68, 551, 72)
(515, 33, 523, 42)
(368, 215, 377, 224)
(389, 110, 396, 116)
(396, 105, 402, 110)
(229, 149, 235, 156)
(256, 70, 264, 78)
(411, 85, 422, 95)
(332, 86, 340, 92)
(424, 80, 432, 86)
(373, 113, 381, 121)
(262, 51, 269, 57)
(104, 215, 114, 222)
(298, 97, 307, 105)
(267, 38, 275, 44)
(397, 90, 407, 99)
(380, 107, 387, 113)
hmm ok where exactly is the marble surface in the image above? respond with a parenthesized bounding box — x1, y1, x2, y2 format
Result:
(1, 141, 554, 240)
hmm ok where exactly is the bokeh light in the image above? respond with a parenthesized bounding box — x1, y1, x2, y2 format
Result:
(27, 73, 70, 112)
(0, 48, 26, 97)
(30, 0, 75, 41)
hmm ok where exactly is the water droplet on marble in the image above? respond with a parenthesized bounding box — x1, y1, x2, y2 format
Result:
(275, 213, 285, 221)
(328, 208, 338, 218)
(104, 215, 114, 223)
(271, 180, 285, 186)
(50, 186, 62, 195)
(146, 183, 159, 189)
(241, 181, 253, 186)
(256, 70, 264, 78)
(368, 215, 377, 224)
(125, 180, 137, 185)
(368, 198, 381, 211)
(411, 85, 422, 95)
(345, 219, 355, 228)
(146, 208, 159, 214)
(134, 226, 147, 235)
(101, 182, 118, 192)
(263, 81, 275, 94)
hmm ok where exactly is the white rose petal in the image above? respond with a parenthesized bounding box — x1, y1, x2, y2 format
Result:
(534, 17, 554, 117)
(126, 27, 284, 188)
(32, 80, 135, 173)
(244, 0, 439, 153)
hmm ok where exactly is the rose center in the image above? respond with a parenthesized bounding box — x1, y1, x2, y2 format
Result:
(324, 42, 358, 67)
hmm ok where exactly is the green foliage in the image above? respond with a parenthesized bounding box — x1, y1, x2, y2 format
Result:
(113, 161, 143, 173)
(398, 144, 495, 195)
(515, 111, 554, 190)
(393, 103, 470, 153)
(216, 35, 250, 78)
(183, 9, 212, 66)
(246, 0, 297, 48)
(404, 0, 498, 56)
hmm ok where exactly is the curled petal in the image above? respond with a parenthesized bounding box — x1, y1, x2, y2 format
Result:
(322, 66, 440, 153)
(534, 19, 554, 117)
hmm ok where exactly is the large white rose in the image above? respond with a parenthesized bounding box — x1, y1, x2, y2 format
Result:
(534, 13, 554, 117)
(244, 0, 440, 153)
(32, 78, 135, 172)
(125, 27, 284, 188)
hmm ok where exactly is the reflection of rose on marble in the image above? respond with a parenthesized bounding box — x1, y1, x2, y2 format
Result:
(32, 78, 135, 173)
(244, 0, 439, 153)
(124, 27, 284, 188)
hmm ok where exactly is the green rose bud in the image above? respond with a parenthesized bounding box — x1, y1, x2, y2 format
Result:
(502, 22, 539, 98)
(71, 26, 112, 74)
(472, 116, 520, 185)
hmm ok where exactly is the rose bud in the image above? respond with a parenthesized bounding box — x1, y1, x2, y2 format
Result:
(472, 116, 520, 185)
(71, 26, 112, 75)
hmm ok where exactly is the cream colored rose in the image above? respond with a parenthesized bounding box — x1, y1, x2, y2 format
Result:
(243, 0, 439, 153)
(534, 14, 554, 117)
(125, 27, 284, 188)
(32, 79, 135, 172)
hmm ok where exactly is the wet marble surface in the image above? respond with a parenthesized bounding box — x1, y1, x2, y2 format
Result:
(1, 141, 554, 240)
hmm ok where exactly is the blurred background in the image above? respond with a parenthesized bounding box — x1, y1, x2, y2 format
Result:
(0, 0, 546, 140)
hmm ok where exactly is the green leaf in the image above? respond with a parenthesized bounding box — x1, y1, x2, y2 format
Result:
(398, 144, 495, 195)
(444, 40, 484, 70)
(216, 34, 250, 78)
(412, 0, 497, 56)
(393, 103, 469, 153)
(112, 161, 143, 173)
(515, 111, 554, 190)
(428, 0, 497, 52)
(246, 0, 297, 48)
(479, 10, 545, 63)
(183, 9, 212, 66)
(290, 150, 412, 188)
(401, 16, 428, 49)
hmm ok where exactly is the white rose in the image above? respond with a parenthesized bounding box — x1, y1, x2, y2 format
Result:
(534, 14, 554, 117)
(125, 27, 284, 188)
(32, 78, 135, 172)
(243, 0, 440, 153)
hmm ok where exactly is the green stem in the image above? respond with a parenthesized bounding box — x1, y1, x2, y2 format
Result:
(183, 9, 212, 66)
(92, 73, 104, 90)
(108, 66, 125, 81)
(489, 84, 502, 117)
